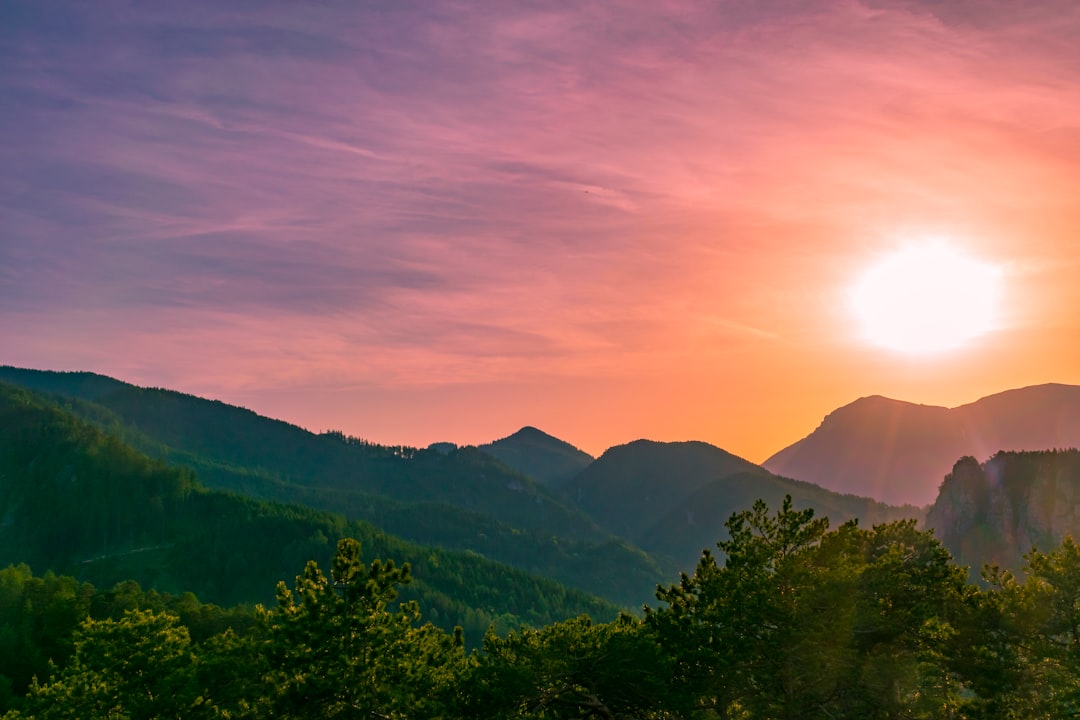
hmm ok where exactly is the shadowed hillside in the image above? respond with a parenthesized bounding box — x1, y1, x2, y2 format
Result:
(0, 366, 598, 539)
(564, 439, 919, 570)
(0, 380, 621, 643)
(926, 449, 1080, 576)
(0, 367, 665, 606)
(565, 440, 766, 538)
(478, 426, 594, 487)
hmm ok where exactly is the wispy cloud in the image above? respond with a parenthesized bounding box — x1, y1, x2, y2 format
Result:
(3, 0, 1080, 454)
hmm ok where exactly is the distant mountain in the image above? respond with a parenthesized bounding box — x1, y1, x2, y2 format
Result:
(478, 426, 594, 487)
(565, 440, 765, 538)
(564, 439, 918, 570)
(926, 450, 1080, 576)
(0, 381, 620, 642)
(0, 366, 592, 537)
(0, 367, 665, 606)
(763, 384, 1080, 506)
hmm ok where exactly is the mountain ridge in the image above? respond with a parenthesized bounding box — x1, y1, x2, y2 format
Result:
(0, 366, 666, 606)
(0, 380, 619, 642)
(478, 426, 594, 488)
(763, 383, 1080, 506)
(563, 438, 918, 570)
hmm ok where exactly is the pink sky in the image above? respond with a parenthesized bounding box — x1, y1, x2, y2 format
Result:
(3, 0, 1080, 460)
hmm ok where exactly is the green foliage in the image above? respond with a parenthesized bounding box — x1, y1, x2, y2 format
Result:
(962, 538, 1080, 718)
(648, 497, 970, 719)
(460, 613, 678, 720)
(19, 609, 199, 720)
(4, 502, 1080, 719)
(3, 540, 470, 720)
(258, 538, 467, 719)
(0, 565, 252, 715)
(0, 565, 93, 708)
(0, 367, 667, 606)
(0, 381, 620, 649)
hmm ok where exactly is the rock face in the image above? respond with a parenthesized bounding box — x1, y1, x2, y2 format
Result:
(926, 450, 1080, 575)
(763, 384, 1080, 506)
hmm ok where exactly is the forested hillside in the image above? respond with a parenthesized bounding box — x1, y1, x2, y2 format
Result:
(0, 367, 598, 536)
(0, 367, 666, 606)
(478, 426, 595, 487)
(4, 499, 1079, 719)
(566, 439, 920, 568)
(0, 381, 619, 645)
(0, 564, 256, 709)
(0, 368, 932, 599)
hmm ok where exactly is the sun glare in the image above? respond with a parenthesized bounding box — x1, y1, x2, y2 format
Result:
(851, 243, 1002, 355)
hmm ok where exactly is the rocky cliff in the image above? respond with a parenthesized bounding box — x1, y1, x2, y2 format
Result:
(926, 449, 1080, 575)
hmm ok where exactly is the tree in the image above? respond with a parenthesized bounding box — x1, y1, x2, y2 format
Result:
(968, 537, 1080, 718)
(648, 498, 973, 719)
(17, 609, 198, 719)
(648, 496, 831, 718)
(258, 537, 465, 719)
(460, 614, 679, 720)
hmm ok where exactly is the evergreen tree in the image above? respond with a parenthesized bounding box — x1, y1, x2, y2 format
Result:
(16, 609, 199, 719)
(460, 614, 679, 719)
(648, 497, 971, 719)
(257, 538, 466, 719)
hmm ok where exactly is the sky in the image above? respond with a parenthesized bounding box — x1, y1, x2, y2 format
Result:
(3, 0, 1080, 461)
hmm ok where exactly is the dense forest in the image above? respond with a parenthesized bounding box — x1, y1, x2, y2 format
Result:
(0, 381, 619, 645)
(3, 368, 1080, 717)
(0, 367, 667, 606)
(0, 367, 926, 607)
(2, 499, 1079, 718)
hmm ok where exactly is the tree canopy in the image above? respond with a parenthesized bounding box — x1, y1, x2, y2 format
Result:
(3, 499, 1080, 719)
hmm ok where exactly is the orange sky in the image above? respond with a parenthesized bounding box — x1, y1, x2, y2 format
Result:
(3, 1, 1080, 461)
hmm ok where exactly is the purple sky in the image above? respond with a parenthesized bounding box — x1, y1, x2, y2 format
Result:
(4, 1, 1080, 459)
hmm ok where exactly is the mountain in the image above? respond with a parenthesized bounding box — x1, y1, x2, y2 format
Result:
(0, 367, 595, 537)
(563, 439, 918, 569)
(565, 440, 766, 538)
(0, 367, 666, 606)
(763, 384, 1080, 506)
(478, 426, 594, 487)
(926, 449, 1080, 576)
(0, 380, 620, 642)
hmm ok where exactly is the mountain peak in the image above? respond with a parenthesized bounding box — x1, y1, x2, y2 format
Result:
(498, 426, 559, 443)
(764, 384, 1080, 506)
(479, 427, 594, 487)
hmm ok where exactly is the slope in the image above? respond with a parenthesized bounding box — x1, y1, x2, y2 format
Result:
(926, 449, 1080, 576)
(0, 367, 597, 538)
(0, 367, 666, 606)
(638, 472, 921, 568)
(0, 380, 621, 643)
(564, 440, 766, 540)
(763, 384, 1080, 506)
(563, 439, 919, 571)
(478, 426, 595, 488)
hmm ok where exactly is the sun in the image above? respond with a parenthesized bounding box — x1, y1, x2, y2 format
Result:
(851, 243, 1002, 355)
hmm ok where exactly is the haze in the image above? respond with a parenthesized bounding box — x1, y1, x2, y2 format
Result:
(3, 1, 1079, 459)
